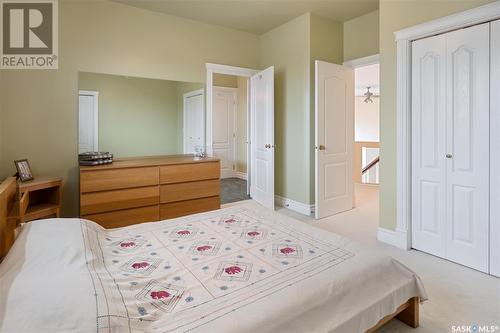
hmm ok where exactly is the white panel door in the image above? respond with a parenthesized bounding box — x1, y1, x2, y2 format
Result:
(250, 67, 274, 209)
(212, 87, 236, 179)
(412, 23, 490, 273)
(411, 33, 447, 258)
(315, 60, 354, 219)
(445, 23, 490, 272)
(183, 89, 205, 154)
(490, 19, 500, 277)
(78, 92, 98, 154)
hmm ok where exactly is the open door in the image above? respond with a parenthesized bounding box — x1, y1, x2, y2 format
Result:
(315, 60, 354, 219)
(250, 66, 274, 209)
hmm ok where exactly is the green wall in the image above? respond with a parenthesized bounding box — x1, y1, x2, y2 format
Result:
(309, 14, 344, 203)
(260, 13, 311, 204)
(7, 0, 488, 223)
(79, 73, 184, 157)
(259, 13, 343, 205)
(378, 0, 494, 230)
(0, 0, 260, 216)
(343, 10, 379, 61)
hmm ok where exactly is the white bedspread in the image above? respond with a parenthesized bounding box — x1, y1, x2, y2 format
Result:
(0, 201, 427, 333)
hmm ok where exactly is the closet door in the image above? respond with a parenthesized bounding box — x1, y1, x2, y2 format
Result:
(445, 23, 490, 273)
(490, 20, 500, 277)
(411, 33, 447, 257)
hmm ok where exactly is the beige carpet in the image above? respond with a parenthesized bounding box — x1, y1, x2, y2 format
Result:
(275, 184, 500, 333)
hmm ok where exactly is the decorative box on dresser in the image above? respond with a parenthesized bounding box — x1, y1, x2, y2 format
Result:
(79, 155, 220, 228)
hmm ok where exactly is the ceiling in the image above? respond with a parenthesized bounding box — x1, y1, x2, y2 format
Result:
(112, 0, 379, 35)
(355, 63, 379, 96)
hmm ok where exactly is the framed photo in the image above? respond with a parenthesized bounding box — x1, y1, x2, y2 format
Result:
(14, 159, 34, 182)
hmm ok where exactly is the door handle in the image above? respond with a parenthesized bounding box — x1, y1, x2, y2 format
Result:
(317, 145, 326, 150)
(446, 154, 452, 159)
(265, 144, 271, 148)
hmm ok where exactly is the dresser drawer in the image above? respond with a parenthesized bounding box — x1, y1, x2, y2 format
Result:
(159, 162, 219, 184)
(80, 167, 159, 193)
(160, 196, 220, 220)
(83, 205, 159, 229)
(160, 179, 220, 203)
(80, 186, 159, 215)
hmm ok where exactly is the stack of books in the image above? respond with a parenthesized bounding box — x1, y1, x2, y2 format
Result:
(78, 152, 113, 166)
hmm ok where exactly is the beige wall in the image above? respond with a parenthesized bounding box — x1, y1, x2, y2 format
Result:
(213, 74, 238, 88)
(0, 0, 260, 216)
(236, 76, 248, 173)
(79, 73, 183, 157)
(378, 0, 494, 230)
(260, 13, 311, 204)
(343, 10, 379, 61)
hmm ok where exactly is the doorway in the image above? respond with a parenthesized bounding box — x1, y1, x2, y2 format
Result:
(353, 63, 380, 186)
(314, 55, 380, 219)
(206, 64, 275, 208)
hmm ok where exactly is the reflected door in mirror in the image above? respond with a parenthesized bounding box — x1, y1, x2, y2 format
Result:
(184, 89, 205, 154)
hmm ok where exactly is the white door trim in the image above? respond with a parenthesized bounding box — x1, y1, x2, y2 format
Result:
(78, 90, 99, 152)
(206, 63, 259, 197)
(183, 88, 205, 153)
(394, 2, 500, 251)
(343, 54, 379, 68)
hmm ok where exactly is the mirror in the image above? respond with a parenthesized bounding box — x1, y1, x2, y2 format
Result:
(78, 72, 205, 158)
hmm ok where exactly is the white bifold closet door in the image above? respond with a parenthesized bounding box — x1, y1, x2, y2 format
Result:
(412, 23, 490, 273)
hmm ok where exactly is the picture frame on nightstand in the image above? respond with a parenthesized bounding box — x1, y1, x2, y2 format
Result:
(14, 159, 34, 182)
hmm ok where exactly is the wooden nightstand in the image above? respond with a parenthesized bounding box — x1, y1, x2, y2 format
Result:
(15, 177, 62, 223)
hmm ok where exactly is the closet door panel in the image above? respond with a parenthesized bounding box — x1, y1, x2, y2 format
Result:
(411, 34, 447, 257)
(490, 19, 500, 277)
(445, 23, 490, 273)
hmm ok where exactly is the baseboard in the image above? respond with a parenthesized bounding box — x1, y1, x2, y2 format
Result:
(275, 195, 314, 216)
(235, 172, 247, 180)
(377, 228, 408, 250)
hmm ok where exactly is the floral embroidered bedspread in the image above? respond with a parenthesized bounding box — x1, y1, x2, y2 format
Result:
(81, 204, 355, 332)
(0, 201, 427, 333)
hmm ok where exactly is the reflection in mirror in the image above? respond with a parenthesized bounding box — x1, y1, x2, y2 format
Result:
(78, 72, 205, 157)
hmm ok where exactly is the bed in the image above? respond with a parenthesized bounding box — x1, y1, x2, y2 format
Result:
(0, 177, 427, 332)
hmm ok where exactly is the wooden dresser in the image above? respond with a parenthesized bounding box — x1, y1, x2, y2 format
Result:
(79, 155, 220, 228)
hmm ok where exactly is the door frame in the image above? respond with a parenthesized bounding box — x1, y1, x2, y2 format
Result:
(78, 90, 99, 152)
(393, 1, 500, 251)
(206, 63, 258, 195)
(212, 86, 237, 178)
(343, 55, 380, 189)
(183, 88, 205, 153)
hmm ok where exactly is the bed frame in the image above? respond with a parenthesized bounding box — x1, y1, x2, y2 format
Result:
(0, 176, 419, 331)
(0, 177, 17, 260)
